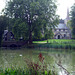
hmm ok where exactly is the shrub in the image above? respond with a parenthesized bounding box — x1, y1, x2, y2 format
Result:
(25, 53, 57, 75)
(0, 53, 58, 75)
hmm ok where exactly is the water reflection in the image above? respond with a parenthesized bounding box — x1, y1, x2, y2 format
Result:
(34, 49, 75, 75)
(0, 49, 75, 75)
(47, 50, 75, 75)
(59, 71, 67, 75)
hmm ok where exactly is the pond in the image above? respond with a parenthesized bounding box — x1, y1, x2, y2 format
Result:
(0, 48, 75, 75)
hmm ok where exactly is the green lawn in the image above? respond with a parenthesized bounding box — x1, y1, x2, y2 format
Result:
(33, 39, 75, 43)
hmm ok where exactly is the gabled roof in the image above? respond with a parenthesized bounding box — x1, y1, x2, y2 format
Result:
(59, 19, 64, 23)
(3, 30, 14, 36)
(3, 30, 8, 36)
(55, 19, 69, 29)
(56, 23, 68, 29)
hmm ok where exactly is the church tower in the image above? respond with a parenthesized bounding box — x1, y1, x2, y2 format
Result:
(66, 8, 70, 21)
(65, 8, 70, 24)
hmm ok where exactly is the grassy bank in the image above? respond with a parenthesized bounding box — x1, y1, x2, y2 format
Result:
(33, 39, 75, 49)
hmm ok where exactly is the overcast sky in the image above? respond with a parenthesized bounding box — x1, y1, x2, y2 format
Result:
(57, 0, 75, 19)
(0, 0, 75, 19)
(0, 0, 6, 12)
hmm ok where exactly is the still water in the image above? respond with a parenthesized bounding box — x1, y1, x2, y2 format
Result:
(0, 48, 75, 75)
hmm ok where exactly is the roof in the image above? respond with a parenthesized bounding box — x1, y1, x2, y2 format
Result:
(3, 30, 14, 36)
(55, 19, 69, 29)
(3, 30, 8, 36)
(59, 19, 64, 23)
(56, 23, 68, 29)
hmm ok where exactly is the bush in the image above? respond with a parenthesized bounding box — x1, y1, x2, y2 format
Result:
(25, 53, 57, 75)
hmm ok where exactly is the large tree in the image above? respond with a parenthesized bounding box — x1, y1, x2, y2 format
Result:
(0, 16, 8, 47)
(71, 3, 75, 38)
(4, 0, 59, 44)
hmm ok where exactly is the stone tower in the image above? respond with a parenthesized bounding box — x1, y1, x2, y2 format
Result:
(66, 8, 70, 21)
(65, 8, 70, 24)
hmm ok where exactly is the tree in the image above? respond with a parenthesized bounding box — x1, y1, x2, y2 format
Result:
(67, 20, 72, 30)
(4, 0, 59, 44)
(71, 3, 75, 38)
(0, 16, 8, 47)
(12, 19, 29, 40)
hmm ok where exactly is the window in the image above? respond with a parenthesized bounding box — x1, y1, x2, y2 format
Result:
(59, 29, 61, 31)
(63, 29, 65, 31)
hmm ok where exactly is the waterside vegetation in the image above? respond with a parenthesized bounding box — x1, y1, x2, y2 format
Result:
(0, 50, 58, 75)
(33, 39, 75, 49)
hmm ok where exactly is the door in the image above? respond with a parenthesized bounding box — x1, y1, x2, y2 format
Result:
(58, 35, 60, 39)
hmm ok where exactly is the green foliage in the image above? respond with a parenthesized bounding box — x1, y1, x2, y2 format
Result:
(0, 53, 57, 75)
(12, 19, 29, 40)
(0, 66, 57, 75)
(71, 3, 75, 38)
(3, 0, 59, 43)
(33, 25, 43, 40)
(44, 29, 54, 39)
(33, 39, 75, 49)
(67, 20, 72, 30)
(0, 16, 8, 47)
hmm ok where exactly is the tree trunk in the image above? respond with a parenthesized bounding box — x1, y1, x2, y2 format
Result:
(0, 33, 2, 47)
(29, 23, 32, 44)
(29, 30, 32, 44)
